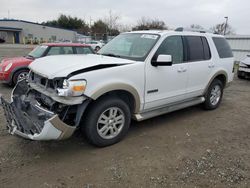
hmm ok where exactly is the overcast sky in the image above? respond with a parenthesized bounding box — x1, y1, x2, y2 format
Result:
(1, 0, 249, 34)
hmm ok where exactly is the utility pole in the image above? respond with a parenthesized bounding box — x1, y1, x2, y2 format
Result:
(224, 16, 228, 35)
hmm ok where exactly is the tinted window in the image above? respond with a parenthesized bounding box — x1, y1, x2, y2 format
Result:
(185, 36, 204, 61)
(201, 37, 211, 60)
(75, 47, 94, 54)
(213, 37, 233, 58)
(154, 36, 183, 64)
(47, 47, 74, 56)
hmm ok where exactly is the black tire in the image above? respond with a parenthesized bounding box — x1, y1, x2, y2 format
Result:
(203, 79, 224, 110)
(95, 46, 101, 51)
(13, 69, 29, 85)
(82, 96, 131, 147)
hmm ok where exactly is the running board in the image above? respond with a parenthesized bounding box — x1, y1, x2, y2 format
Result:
(134, 97, 205, 121)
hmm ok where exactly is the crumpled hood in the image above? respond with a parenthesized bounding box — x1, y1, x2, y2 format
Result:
(29, 54, 135, 79)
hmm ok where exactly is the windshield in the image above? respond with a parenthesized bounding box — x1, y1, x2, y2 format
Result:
(28, 45, 48, 58)
(98, 33, 160, 61)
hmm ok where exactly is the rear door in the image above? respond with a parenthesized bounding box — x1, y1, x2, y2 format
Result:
(184, 36, 213, 98)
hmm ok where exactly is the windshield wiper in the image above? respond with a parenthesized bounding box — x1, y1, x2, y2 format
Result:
(101, 53, 121, 58)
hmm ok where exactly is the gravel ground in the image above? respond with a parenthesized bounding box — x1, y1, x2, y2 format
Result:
(0, 46, 249, 188)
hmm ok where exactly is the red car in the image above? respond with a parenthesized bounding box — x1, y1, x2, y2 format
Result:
(0, 43, 94, 85)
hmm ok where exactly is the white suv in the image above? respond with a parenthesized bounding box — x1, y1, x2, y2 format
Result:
(0, 30, 234, 147)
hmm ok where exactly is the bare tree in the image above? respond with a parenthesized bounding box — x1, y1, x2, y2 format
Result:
(104, 10, 120, 35)
(210, 23, 235, 35)
(132, 17, 168, 31)
(190, 24, 204, 30)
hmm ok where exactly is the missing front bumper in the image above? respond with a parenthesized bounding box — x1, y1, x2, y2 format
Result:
(0, 97, 76, 140)
(0, 81, 76, 141)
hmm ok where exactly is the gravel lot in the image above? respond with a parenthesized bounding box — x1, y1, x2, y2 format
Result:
(0, 45, 249, 188)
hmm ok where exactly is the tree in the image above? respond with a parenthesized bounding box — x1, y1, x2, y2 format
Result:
(132, 17, 168, 31)
(91, 20, 108, 34)
(210, 23, 235, 35)
(104, 10, 120, 36)
(42, 14, 89, 34)
(190, 24, 204, 30)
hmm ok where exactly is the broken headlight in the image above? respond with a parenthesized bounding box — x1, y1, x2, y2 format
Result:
(57, 79, 87, 97)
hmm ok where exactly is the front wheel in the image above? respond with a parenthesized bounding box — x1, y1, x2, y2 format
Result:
(82, 96, 131, 147)
(203, 79, 224, 110)
(13, 69, 29, 85)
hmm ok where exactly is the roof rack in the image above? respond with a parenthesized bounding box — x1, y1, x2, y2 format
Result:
(175, 27, 211, 33)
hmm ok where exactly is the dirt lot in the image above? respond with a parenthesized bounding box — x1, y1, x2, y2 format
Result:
(0, 46, 249, 188)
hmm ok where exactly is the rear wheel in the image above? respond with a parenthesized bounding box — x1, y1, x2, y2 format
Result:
(203, 79, 224, 110)
(13, 69, 29, 85)
(82, 96, 131, 147)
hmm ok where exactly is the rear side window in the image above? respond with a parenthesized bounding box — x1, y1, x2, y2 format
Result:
(47, 47, 73, 55)
(184, 36, 211, 61)
(185, 36, 205, 61)
(212, 37, 233, 58)
(75, 47, 94, 54)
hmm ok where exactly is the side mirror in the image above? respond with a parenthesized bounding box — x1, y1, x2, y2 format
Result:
(151, 54, 172, 66)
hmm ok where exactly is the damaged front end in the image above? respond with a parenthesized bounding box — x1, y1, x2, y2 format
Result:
(0, 79, 90, 140)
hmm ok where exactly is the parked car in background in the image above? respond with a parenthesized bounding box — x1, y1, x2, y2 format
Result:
(87, 40, 105, 51)
(0, 43, 94, 85)
(238, 55, 250, 79)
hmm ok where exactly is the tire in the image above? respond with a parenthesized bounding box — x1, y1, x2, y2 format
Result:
(82, 96, 131, 147)
(13, 69, 29, 85)
(95, 46, 101, 51)
(203, 79, 224, 110)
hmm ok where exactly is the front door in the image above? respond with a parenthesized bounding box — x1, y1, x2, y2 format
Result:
(144, 35, 188, 110)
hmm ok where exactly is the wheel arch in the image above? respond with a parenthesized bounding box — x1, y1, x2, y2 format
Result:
(203, 70, 228, 95)
(11, 66, 30, 84)
(89, 84, 141, 113)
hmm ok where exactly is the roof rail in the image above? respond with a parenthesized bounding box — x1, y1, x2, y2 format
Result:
(175, 27, 211, 33)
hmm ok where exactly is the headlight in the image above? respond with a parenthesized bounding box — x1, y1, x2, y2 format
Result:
(4, 63, 13, 72)
(239, 62, 248, 68)
(57, 79, 87, 97)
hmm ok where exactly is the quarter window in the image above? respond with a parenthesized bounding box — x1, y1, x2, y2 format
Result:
(154, 36, 184, 64)
(212, 37, 233, 58)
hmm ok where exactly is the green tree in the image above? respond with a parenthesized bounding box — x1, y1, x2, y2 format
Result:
(42, 14, 89, 34)
(91, 20, 108, 34)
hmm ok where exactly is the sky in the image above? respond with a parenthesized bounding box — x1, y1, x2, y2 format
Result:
(0, 0, 249, 34)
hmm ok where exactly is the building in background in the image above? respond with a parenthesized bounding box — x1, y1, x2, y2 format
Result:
(226, 35, 250, 63)
(0, 19, 77, 44)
